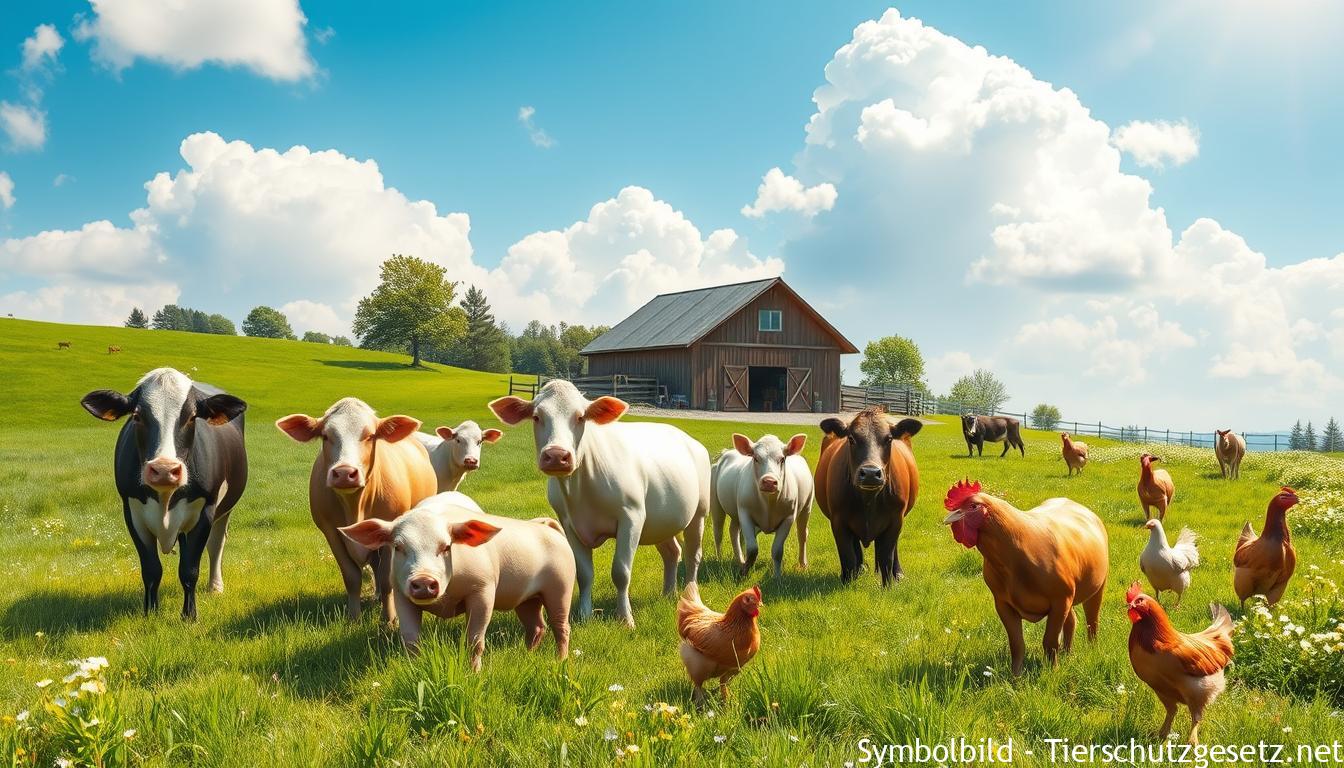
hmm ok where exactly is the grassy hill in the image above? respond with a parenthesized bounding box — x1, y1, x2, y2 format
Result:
(1, 318, 1341, 766)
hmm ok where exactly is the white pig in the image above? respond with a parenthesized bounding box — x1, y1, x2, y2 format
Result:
(710, 433, 813, 578)
(339, 491, 573, 671)
(413, 420, 503, 492)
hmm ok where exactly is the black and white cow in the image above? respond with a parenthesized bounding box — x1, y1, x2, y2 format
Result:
(81, 368, 248, 620)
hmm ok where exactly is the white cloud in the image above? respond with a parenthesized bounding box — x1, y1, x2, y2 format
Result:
(1111, 119, 1200, 169)
(73, 0, 315, 81)
(22, 24, 64, 71)
(52, 173, 72, 187)
(741, 167, 837, 219)
(926, 350, 985, 395)
(0, 282, 179, 327)
(1012, 299, 1194, 386)
(0, 102, 47, 151)
(517, 106, 554, 148)
(280, 299, 345, 337)
(0, 172, 13, 209)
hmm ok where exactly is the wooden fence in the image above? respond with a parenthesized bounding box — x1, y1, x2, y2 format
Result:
(512, 374, 665, 405)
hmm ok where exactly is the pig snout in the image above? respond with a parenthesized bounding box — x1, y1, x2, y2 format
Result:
(461, 456, 479, 469)
(856, 464, 884, 489)
(328, 464, 363, 490)
(144, 458, 185, 489)
(758, 475, 779, 494)
(408, 575, 440, 602)
(539, 446, 574, 475)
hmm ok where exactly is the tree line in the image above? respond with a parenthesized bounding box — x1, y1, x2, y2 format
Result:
(1290, 419, 1343, 452)
(125, 304, 353, 345)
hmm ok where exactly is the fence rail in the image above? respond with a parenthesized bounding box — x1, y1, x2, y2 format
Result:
(532, 374, 665, 405)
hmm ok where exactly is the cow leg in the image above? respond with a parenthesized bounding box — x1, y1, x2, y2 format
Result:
(177, 516, 212, 622)
(977, 439, 983, 457)
(769, 515, 793, 579)
(1042, 600, 1072, 666)
(516, 596, 546, 651)
(655, 537, 681, 596)
(994, 599, 1027, 677)
(728, 515, 745, 567)
(320, 526, 365, 621)
(796, 499, 811, 571)
(394, 591, 423, 653)
(124, 499, 162, 615)
(370, 547, 396, 625)
(738, 510, 760, 579)
(709, 486, 726, 558)
(611, 517, 641, 628)
(832, 519, 858, 583)
(966, 439, 974, 457)
(682, 497, 706, 586)
(206, 512, 230, 593)
(999, 440, 1010, 457)
(563, 524, 595, 622)
(875, 525, 903, 586)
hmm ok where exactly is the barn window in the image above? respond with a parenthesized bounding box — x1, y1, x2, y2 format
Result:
(758, 309, 782, 332)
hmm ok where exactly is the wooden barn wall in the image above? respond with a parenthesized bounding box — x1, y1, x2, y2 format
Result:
(585, 349, 692, 400)
(699, 283, 838, 348)
(690, 344, 840, 412)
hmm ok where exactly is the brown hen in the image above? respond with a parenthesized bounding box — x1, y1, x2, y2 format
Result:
(677, 583, 761, 703)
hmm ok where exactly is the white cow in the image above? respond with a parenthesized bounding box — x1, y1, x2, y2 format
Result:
(413, 420, 502, 492)
(711, 433, 813, 578)
(489, 380, 710, 628)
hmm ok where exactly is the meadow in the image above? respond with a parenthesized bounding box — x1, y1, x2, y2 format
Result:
(1, 318, 1341, 767)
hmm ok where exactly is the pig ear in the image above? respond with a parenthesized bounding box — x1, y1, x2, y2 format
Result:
(450, 519, 502, 547)
(732, 433, 754, 456)
(276, 414, 321, 442)
(585, 396, 627, 424)
(435, 425, 456, 440)
(481, 428, 503, 444)
(81, 390, 133, 421)
(378, 415, 421, 443)
(488, 396, 533, 425)
(785, 433, 807, 456)
(339, 518, 394, 549)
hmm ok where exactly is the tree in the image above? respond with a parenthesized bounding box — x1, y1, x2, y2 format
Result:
(332, 335, 353, 347)
(242, 306, 296, 340)
(1321, 418, 1343, 452)
(188, 309, 212, 334)
(446, 285, 511, 373)
(1303, 421, 1318, 452)
(302, 331, 332, 344)
(207, 314, 236, 335)
(511, 320, 564, 375)
(152, 304, 190, 331)
(125, 308, 149, 329)
(352, 255, 466, 367)
(858, 335, 927, 390)
(948, 369, 1010, 414)
(1030, 403, 1062, 430)
(1289, 420, 1304, 450)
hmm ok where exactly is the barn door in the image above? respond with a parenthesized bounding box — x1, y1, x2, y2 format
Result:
(722, 365, 748, 411)
(786, 367, 812, 412)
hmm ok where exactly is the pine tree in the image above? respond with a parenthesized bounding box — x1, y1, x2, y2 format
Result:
(447, 285, 511, 373)
(1289, 421, 1304, 450)
(124, 307, 149, 328)
(152, 304, 190, 331)
(1303, 421, 1318, 452)
(1321, 418, 1343, 452)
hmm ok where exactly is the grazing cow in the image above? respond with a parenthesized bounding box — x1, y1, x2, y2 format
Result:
(80, 368, 248, 620)
(412, 420, 503, 492)
(107, 345, 122, 355)
(340, 491, 574, 671)
(489, 380, 710, 628)
(815, 407, 922, 585)
(710, 433, 814, 578)
(1214, 429, 1245, 480)
(275, 398, 438, 622)
(961, 413, 1025, 457)
(57, 341, 71, 350)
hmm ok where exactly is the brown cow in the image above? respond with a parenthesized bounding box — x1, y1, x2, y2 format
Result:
(276, 397, 438, 622)
(815, 406, 922, 585)
(107, 345, 122, 354)
(57, 341, 71, 350)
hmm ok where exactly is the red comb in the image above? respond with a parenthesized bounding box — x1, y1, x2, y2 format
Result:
(943, 479, 981, 511)
(1125, 581, 1143, 603)
(1281, 486, 1297, 495)
(752, 585, 761, 599)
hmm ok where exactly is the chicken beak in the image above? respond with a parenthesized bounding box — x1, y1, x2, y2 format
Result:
(942, 508, 965, 525)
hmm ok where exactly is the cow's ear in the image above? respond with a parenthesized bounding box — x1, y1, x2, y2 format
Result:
(378, 415, 421, 443)
(81, 390, 133, 421)
(819, 418, 847, 438)
(732, 433, 754, 456)
(585, 396, 627, 425)
(450, 519, 502, 547)
(488, 396, 533, 425)
(276, 414, 321, 442)
(785, 433, 807, 456)
(198, 393, 247, 426)
(891, 418, 923, 441)
(339, 518, 394, 549)
(481, 428, 503, 444)
(435, 425, 456, 440)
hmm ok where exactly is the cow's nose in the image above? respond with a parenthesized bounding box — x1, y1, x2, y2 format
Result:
(462, 457, 479, 469)
(857, 464, 884, 487)
(539, 446, 574, 474)
(759, 476, 779, 493)
(329, 464, 362, 489)
(144, 458, 185, 488)
(408, 576, 439, 601)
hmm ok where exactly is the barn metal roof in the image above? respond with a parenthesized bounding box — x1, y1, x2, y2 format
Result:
(580, 277, 858, 355)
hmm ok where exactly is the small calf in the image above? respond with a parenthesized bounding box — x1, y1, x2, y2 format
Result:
(57, 341, 71, 350)
(340, 492, 574, 671)
(710, 433, 813, 578)
(107, 345, 122, 354)
(413, 420, 503, 492)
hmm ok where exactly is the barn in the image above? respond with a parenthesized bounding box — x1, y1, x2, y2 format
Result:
(579, 277, 858, 412)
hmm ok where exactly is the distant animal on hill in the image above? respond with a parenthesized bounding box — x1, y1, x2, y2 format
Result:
(1213, 429, 1245, 479)
(1139, 519, 1199, 607)
(107, 345, 121, 354)
(1060, 432, 1089, 476)
(961, 413, 1025, 457)
(1138, 453, 1175, 520)
(275, 397, 438, 622)
(815, 406, 921, 585)
(710, 432, 813, 578)
(1234, 487, 1299, 608)
(413, 420, 503, 492)
(80, 368, 249, 620)
(677, 582, 761, 704)
(57, 341, 71, 350)
(489, 380, 710, 628)
(942, 479, 1108, 676)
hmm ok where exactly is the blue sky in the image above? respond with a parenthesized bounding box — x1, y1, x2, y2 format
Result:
(2, 2, 1342, 428)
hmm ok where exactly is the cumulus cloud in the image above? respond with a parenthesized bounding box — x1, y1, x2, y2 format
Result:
(281, 299, 345, 337)
(0, 282, 179, 327)
(0, 172, 13, 209)
(1111, 119, 1199, 169)
(74, 0, 316, 81)
(0, 102, 47, 151)
(1012, 299, 1194, 386)
(741, 168, 837, 219)
(517, 106, 554, 148)
(22, 24, 64, 71)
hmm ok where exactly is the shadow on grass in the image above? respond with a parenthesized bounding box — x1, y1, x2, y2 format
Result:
(315, 359, 439, 372)
(3, 588, 140, 635)
(695, 556, 852, 600)
(222, 592, 345, 636)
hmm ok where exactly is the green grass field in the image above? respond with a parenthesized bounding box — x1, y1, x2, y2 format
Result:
(1, 318, 1342, 767)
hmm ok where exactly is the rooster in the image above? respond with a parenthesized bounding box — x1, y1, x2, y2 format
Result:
(677, 583, 761, 704)
(942, 479, 1108, 676)
(1060, 433, 1089, 476)
(1126, 582, 1234, 745)
(1234, 487, 1299, 607)
(1137, 454, 1175, 521)
(1139, 519, 1199, 607)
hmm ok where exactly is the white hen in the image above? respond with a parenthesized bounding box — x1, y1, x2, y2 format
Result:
(1139, 519, 1199, 607)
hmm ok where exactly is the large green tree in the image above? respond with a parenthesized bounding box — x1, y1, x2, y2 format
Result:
(948, 369, 1010, 414)
(352, 254, 467, 367)
(858, 335, 926, 390)
(125, 307, 149, 329)
(1289, 420, 1305, 450)
(207, 313, 236, 335)
(151, 304, 190, 331)
(446, 285, 511, 373)
(242, 306, 296, 340)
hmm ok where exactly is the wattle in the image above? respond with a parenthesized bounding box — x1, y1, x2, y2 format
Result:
(951, 519, 978, 548)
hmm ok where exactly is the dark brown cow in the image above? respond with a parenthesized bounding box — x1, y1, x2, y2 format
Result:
(814, 407, 922, 585)
(961, 413, 1025, 457)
